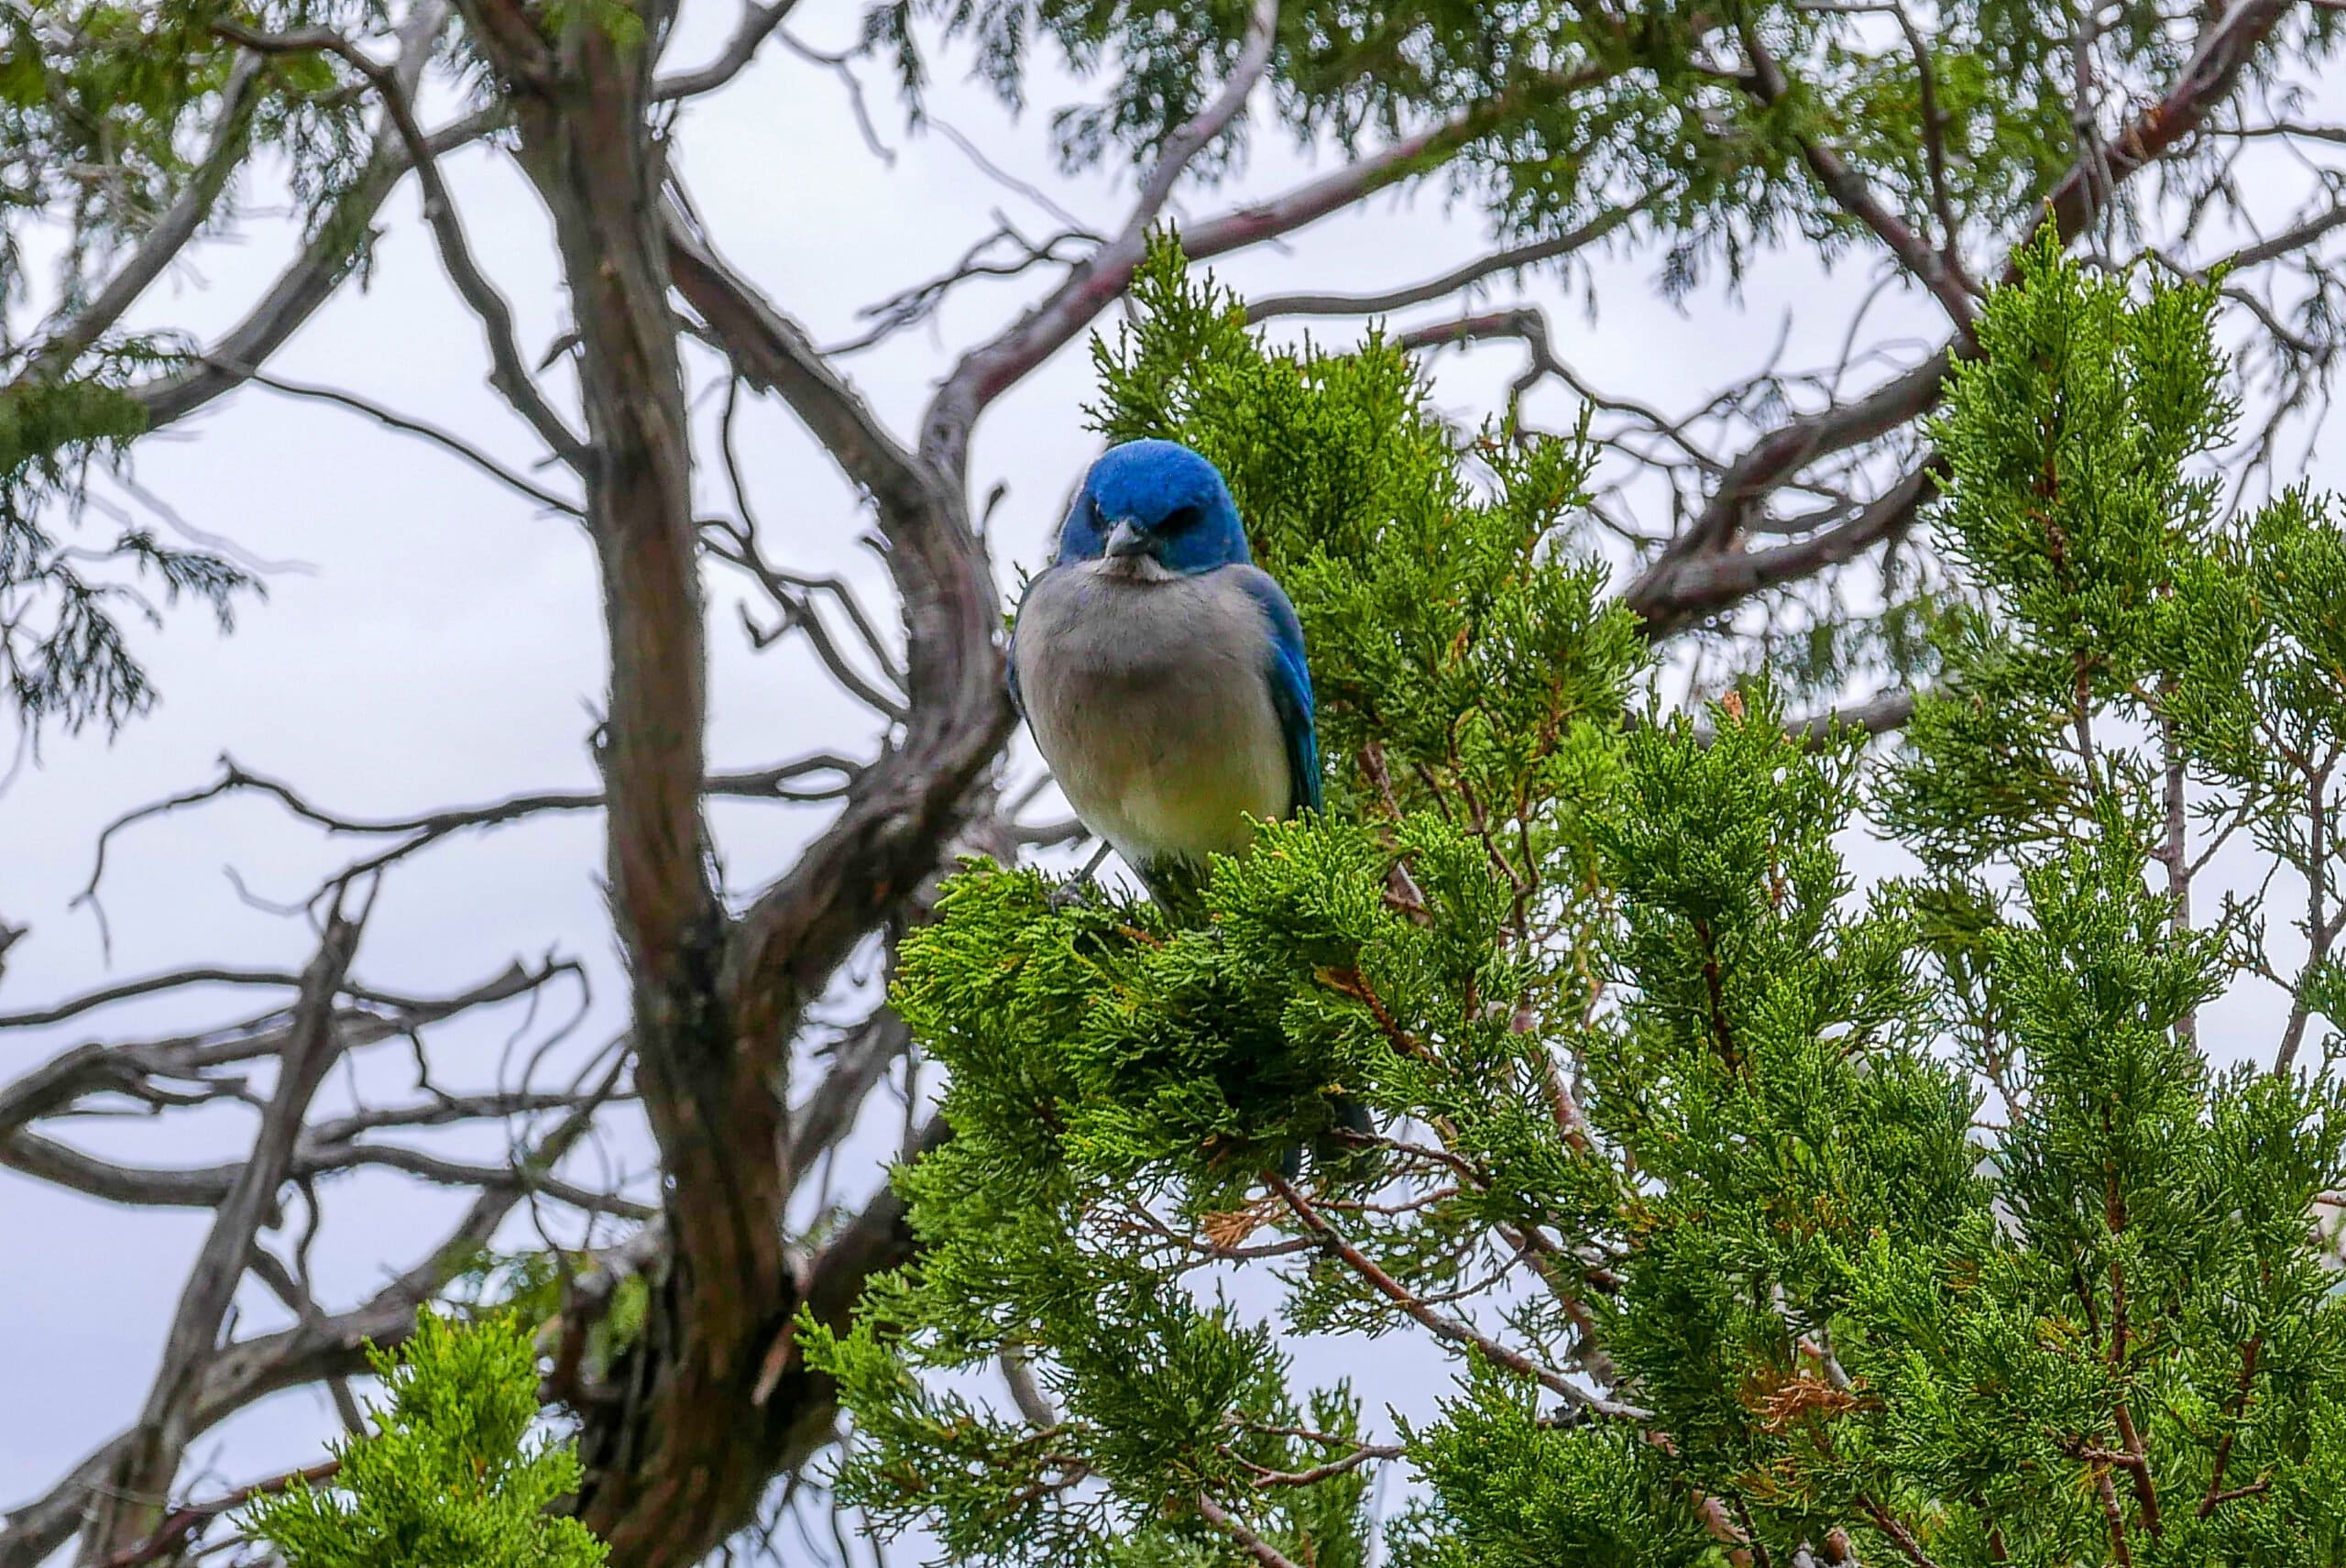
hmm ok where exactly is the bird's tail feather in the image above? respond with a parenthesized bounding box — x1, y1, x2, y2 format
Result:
(1277, 1096, 1380, 1186)
(1135, 856, 1209, 922)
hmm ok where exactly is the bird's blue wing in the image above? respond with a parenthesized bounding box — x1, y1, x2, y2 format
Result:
(1233, 567, 1322, 817)
(1005, 620, 1025, 720)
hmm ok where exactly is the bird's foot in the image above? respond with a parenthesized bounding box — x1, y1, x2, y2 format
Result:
(1048, 841, 1114, 911)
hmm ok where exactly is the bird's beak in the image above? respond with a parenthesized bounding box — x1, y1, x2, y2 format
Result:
(1102, 519, 1148, 558)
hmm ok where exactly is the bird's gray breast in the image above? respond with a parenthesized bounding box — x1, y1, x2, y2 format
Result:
(1014, 563, 1291, 867)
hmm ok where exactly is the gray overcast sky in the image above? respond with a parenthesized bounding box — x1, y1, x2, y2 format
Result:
(4, 5, 2341, 1559)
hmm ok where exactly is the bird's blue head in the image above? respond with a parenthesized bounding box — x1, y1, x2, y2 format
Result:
(1056, 439, 1251, 576)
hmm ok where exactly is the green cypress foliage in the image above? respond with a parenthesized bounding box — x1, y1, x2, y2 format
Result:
(803, 237, 2346, 1565)
(242, 1312, 608, 1568)
(3, 0, 388, 733)
(0, 345, 256, 732)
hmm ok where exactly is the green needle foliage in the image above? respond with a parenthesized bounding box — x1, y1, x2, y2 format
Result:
(874, 0, 2291, 298)
(0, 345, 257, 732)
(242, 1311, 608, 1568)
(1, 0, 393, 734)
(802, 237, 2346, 1565)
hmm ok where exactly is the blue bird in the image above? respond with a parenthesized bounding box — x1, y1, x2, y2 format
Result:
(1010, 440, 1368, 1177)
(1009, 438, 1322, 904)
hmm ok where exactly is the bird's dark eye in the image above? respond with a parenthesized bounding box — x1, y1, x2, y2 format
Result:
(1161, 504, 1203, 532)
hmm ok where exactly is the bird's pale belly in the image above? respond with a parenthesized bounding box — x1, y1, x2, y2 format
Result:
(1016, 567, 1292, 869)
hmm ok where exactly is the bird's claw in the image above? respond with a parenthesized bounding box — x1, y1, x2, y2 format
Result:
(1047, 879, 1097, 913)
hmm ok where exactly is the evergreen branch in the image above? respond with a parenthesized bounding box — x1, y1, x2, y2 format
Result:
(1857, 1496, 1945, 1568)
(1266, 1172, 1642, 1417)
(1196, 1495, 1305, 1568)
(2089, 1462, 2136, 1568)
(2197, 1335, 2263, 1517)
(1889, 1, 1974, 298)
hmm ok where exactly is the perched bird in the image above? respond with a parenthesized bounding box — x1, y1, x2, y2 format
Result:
(1009, 438, 1321, 906)
(1010, 439, 1368, 1175)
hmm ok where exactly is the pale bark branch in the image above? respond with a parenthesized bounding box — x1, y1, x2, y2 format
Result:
(652, 0, 802, 100)
(1198, 1495, 1306, 1568)
(26, 54, 268, 378)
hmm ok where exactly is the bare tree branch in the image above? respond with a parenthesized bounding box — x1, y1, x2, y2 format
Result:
(1632, 462, 1940, 637)
(210, 23, 586, 464)
(80, 905, 363, 1562)
(2226, 198, 2346, 271)
(0, 967, 312, 1031)
(667, 204, 935, 524)
(652, 0, 802, 100)
(1628, 0, 2291, 632)
(1, 959, 564, 1137)
(1244, 199, 1649, 323)
(0, 1128, 651, 1218)
(2, 1073, 619, 1568)
(96, 1461, 340, 1568)
(70, 753, 859, 924)
(134, 35, 502, 433)
(1738, 23, 1978, 332)
(234, 365, 586, 515)
(925, 0, 1291, 439)
(1792, 687, 1919, 740)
